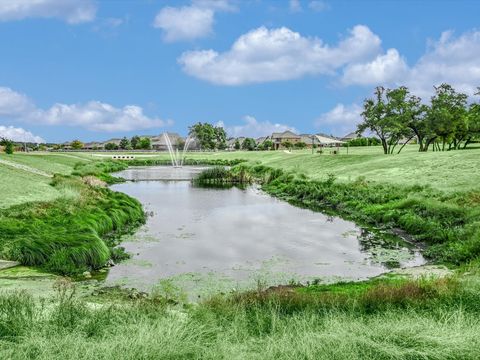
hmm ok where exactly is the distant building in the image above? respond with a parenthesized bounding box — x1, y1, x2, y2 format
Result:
(341, 132, 359, 142)
(83, 142, 104, 150)
(271, 130, 301, 150)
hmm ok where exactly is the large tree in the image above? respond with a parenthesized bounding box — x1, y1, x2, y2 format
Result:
(189, 122, 226, 150)
(425, 83, 468, 151)
(130, 136, 141, 149)
(358, 86, 412, 154)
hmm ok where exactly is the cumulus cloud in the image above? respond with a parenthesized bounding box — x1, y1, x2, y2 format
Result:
(0, 0, 97, 24)
(341, 49, 408, 86)
(0, 125, 44, 143)
(340, 29, 480, 98)
(179, 25, 382, 85)
(314, 103, 362, 134)
(0, 87, 170, 132)
(153, 0, 235, 42)
(218, 116, 297, 138)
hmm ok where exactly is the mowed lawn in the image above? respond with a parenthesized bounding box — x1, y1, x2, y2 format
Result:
(89, 145, 480, 193)
(1, 145, 479, 209)
(0, 153, 91, 209)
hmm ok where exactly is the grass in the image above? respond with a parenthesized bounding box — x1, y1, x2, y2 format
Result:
(1, 272, 480, 359)
(0, 163, 145, 275)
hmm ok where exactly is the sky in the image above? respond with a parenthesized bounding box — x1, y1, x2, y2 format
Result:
(0, 0, 480, 143)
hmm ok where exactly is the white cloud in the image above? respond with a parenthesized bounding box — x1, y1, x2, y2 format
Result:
(0, 125, 45, 143)
(309, 1, 329, 12)
(0, 0, 96, 24)
(342, 49, 408, 86)
(340, 29, 480, 98)
(218, 116, 297, 138)
(407, 30, 480, 97)
(314, 103, 362, 134)
(0, 87, 171, 132)
(153, 0, 235, 42)
(154, 6, 214, 42)
(179, 25, 382, 85)
(289, 0, 302, 13)
(0, 87, 35, 116)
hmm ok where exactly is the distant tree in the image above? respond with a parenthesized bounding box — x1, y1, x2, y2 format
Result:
(138, 137, 151, 150)
(281, 140, 293, 150)
(242, 138, 256, 151)
(130, 135, 141, 149)
(189, 122, 226, 150)
(105, 142, 119, 150)
(294, 141, 307, 149)
(70, 139, 84, 150)
(119, 137, 130, 150)
(234, 139, 241, 150)
(464, 88, 480, 148)
(263, 139, 273, 150)
(0, 138, 14, 154)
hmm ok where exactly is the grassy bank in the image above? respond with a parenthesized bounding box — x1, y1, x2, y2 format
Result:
(0, 162, 144, 275)
(1, 269, 480, 359)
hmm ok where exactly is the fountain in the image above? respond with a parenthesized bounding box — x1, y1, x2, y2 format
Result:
(164, 133, 193, 167)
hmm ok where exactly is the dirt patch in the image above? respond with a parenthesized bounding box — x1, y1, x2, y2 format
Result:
(83, 176, 107, 187)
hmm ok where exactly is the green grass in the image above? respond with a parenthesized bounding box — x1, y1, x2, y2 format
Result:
(0, 172, 144, 275)
(1, 273, 480, 359)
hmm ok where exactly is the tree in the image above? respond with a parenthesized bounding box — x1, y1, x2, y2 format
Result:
(139, 137, 151, 150)
(358, 86, 413, 154)
(282, 140, 293, 150)
(105, 142, 119, 150)
(425, 84, 468, 151)
(262, 139, 273, 150)
(234, 139, 241, 150)
(119, 137, 130, 150)
(189, 122, 226, 150)
(294, 141, 307, 149)
(241, 138, 256, 151)
(70, 139, 84, 150)
(130, 136, 141, 149)
(464, 88, 480, 148)
(0, 138, 14, 154)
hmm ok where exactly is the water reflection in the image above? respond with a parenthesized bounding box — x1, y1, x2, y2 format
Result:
(107, 167, 424, 298)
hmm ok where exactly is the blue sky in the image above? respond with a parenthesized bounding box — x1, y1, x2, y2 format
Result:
(0, 0, 480, 143)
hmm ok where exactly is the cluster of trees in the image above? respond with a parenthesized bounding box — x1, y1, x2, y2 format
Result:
(0, 137, 14, 154)
(188, 122, 226, 150)
(105, 136, 152, 150)
(345, 137, 381, 147)
(358, 84, 480, 154)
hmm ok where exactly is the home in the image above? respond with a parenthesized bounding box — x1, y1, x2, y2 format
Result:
(271, 130, 301, 150)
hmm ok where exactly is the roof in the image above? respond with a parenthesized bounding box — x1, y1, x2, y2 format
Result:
(314, 134, 345, 145)
(255, 136, 269, 144)
(341, 132, 358, 140)
(271, 130, 300, 139)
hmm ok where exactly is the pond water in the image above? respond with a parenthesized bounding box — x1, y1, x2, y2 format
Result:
(107, 166, 424, 299)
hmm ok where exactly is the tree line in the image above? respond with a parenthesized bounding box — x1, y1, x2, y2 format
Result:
(358, 84, 480, 154)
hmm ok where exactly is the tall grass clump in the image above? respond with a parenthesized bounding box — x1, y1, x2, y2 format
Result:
(0, 172, 144, 275)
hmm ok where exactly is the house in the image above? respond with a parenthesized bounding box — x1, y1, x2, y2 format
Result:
(255, 136, 270, 147)
(341, 132, 359, 142)
(271, 130, 301, 150)
(314, 134, 345, 147)
(83, 142, 104, 150)
(150, 133, 184, 150)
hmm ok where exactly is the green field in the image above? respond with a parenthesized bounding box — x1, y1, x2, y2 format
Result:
(2, 146, 479, 209)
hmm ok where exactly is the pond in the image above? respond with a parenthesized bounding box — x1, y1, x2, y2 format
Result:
(107, 166, 424, 299)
